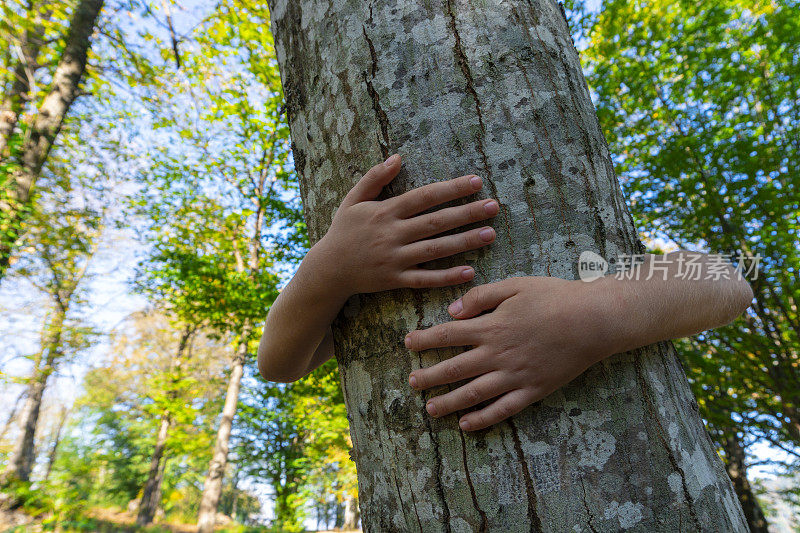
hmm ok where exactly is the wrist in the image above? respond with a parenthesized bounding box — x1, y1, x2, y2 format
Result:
(306, 236, 356, 301)
(583, 276, 637, 358)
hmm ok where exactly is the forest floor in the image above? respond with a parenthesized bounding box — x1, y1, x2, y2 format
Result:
(1, 506, 363, 532)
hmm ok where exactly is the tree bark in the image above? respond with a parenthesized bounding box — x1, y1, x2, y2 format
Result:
(137, 326, 193, 526)
(42, 406, 68, 483)
(136, 414, 171, 525)
(268, 0, 748, 531)
(3, 306, 66, 482)
(196, 323, 250, 533)
(343, 495, 360, 530)
(720, 431, 770, 533)
(0, 5, 50, 158)
(0, 0, 103, 278)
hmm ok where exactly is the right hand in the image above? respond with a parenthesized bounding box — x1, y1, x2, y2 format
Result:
(315, 153, 498, 297)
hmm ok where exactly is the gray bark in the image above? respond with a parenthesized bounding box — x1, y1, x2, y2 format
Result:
(3, 306, 66, 482)
(344, 494, 360, 530)
(268, 0, 748, 531)
(42, 406, 68, 483)
(137, 326, 193, 526)
(0, 0, 103, 277)
(196, 327, 249, 533)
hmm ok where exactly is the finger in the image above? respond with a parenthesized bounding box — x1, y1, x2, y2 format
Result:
(402, 226, 495, 264)
(400, 199, 499, 241)
(424, 371, 512, 418)
(398, 265, 476, 289)
(458, 389, 534, 431)
(391, 174, 483, 218)
(343, 154, 401, 206)
(448, 278, 521, 319)
(409, 346, 493, 390)
(405, 319, 485, 351)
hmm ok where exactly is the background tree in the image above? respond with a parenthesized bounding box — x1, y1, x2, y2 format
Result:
(1, 179, 101, 485)
(0, 0, 104, 275)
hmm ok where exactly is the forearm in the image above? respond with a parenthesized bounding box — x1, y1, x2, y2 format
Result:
(257, 240, 349, 382)
(594, 251, 754, 356)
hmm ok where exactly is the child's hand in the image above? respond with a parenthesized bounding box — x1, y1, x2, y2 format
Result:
(404, 277, 612, 431)
(316, 154, 499, 296)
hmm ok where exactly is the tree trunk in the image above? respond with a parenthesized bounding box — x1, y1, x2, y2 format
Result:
(720, 431, 770, 533)
(0, 0, 103, 277)
(343, 495, 360, 530)
(3, 308, 66, 482)
(0, 6, 50, 158)
(42, 406, 68, 483)
(196, 323, 251, 533)
(136, 414, 171, 525)
(268, 0, 748, 531)
(137, 326, 193, 526)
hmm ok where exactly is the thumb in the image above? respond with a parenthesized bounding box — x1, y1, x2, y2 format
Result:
(448, 279, 520, 318)
(342, 154, 401, 205)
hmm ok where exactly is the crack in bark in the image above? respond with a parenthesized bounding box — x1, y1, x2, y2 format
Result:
(458, 415, 488, 532)
(394, 442, 425, 532)
(412, 292, 452, 531)
(508, 419, 544, 533)
(444, 0, 513, 255)
(579, 474, 599, 533)
(362, 26, 390, 159)
(633, 353, 701, 530)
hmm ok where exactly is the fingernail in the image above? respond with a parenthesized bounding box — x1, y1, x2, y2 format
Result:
(459, 419, 471, 431)
(409, 375, 417, 388)
(448, 298, 463, 315)
(404, 334, 411, 348)
(460, 268, 474, 280)
(470, 176, 482, 189)
(426, 402, 438, 416)
(480, 227, 495, 241)
(384, 154, 399, 167)
(483, 200, 499, 215)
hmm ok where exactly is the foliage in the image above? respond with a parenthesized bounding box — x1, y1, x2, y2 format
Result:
(584, 0, 800, 470)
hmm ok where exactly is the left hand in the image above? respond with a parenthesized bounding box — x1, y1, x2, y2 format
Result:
(405, 276, 615, 431)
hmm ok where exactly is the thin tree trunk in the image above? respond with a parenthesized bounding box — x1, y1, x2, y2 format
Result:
(136, 414, 171, 525)
(3, 308, 66, 482)
(0, 0, 103, 278)
(0, 6, 50, 158)
(720, 431, 770, 533)
(42, 405, 68, 483)
(268, 0, 748, 530)
(343, 495, 360, 530)
(137, 326, 193, 526)
(196, 323, 251, 533)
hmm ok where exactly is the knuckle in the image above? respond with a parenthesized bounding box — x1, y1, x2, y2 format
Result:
(419, 187, 436, 207)
(470, 202, 484, 220)
(370, 207, 388, 224)
(444, 361, 462, 380)
(434, 327, 450, 345)
(427, 214, 444, 232)
(424, 241, 441, 258)
(465, 286, 483, 307)
(407, 274, 425, 289)
(466, 387, 482, 404)
(497, 403, 516, 420)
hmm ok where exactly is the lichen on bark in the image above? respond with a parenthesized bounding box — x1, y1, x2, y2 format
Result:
(267, 0, 748, 531)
